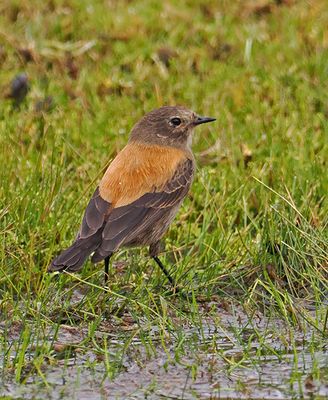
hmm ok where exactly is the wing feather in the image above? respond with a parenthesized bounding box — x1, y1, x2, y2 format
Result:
(79, 188, 110, 240)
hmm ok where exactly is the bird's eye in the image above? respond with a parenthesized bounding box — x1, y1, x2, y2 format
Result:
(170, 117, 181, 126)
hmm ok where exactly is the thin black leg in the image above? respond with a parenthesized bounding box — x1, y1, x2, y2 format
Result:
(104, 255, 111, 284)
(153, 256, 177, 288)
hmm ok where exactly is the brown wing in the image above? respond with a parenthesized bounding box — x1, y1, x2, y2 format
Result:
(91, 158, 194, 263)
(78, 188, 110, 240)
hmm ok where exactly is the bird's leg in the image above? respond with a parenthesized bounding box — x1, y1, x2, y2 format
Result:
(104, 254, 112, 284)
(153, 256, 176, 287)
(149, 242, 177, 289)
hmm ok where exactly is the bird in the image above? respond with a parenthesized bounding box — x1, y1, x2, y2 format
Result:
(48, 106, 215, 286)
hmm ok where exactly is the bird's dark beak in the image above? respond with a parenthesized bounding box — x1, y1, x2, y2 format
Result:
(194, 116, 216, 125)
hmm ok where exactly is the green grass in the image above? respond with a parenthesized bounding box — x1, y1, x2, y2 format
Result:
(0, 0, 327, 398)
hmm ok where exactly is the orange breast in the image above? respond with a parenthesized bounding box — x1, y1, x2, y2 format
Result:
(99, 142, 188, 207)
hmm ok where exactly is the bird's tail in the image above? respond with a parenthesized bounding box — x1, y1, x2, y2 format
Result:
(48, 232, 102, 272)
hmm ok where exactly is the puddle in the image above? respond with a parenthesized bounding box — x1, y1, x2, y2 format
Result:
(0, 304, 327, 399)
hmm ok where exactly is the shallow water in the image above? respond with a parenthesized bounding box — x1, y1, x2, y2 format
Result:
(0, 303, 327, 399)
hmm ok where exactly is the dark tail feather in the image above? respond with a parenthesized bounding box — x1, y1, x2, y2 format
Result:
(91, 248, 110, 264)
(48, 243, 91, 272)
(49, 231, 102, 273)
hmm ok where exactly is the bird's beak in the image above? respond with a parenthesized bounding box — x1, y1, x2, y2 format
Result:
(194, 116, 216, 125)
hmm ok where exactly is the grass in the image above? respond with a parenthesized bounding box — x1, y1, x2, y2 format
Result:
(0, 0, 327, 398)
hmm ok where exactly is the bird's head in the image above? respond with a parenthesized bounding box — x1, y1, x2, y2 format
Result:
(129, 106, 215, 149)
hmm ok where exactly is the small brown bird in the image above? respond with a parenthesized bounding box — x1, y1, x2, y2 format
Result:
(49, 106, 215, 285)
